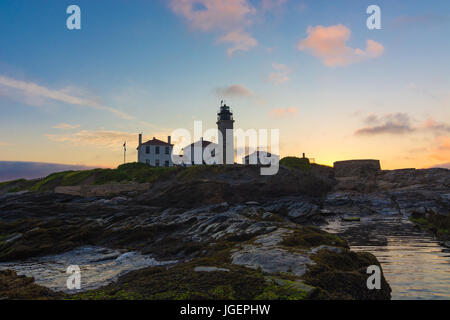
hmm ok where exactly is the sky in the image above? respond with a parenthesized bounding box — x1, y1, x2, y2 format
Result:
(0, 0, 449, 171)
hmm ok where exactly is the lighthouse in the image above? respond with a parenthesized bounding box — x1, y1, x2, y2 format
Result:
(217, 101, 235, 164)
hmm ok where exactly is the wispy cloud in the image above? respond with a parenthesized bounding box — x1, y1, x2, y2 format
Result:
(0, 75, 133, 120)
(214, 84, 252, 97)
(424, 118, 450, 133)
(270, 107, 298, 117)
(53, 123, 80, 130)
(355, 113, 414, 135)
(217, 31, 258, 56)
(355, 113, 450, 136)
(297, 25, 384, 67)
(268, 63, 290, 85)
(46, 130, 139, 150)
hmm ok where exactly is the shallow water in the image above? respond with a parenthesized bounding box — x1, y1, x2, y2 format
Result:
(0, 246, 176, 293)
(322, 215, 450, 300)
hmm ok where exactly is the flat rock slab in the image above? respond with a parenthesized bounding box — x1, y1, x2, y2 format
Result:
(231, 245, 313, 277)
(194, 266, 230, 272)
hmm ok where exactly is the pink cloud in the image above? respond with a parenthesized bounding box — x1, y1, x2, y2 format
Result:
(170, 0, 292, 55)
(214, 84, 252, 97)
(270, 107, 298, 117)
(218, 31, 258, 56)
(297, 25, 384, 67)
(423, 118, 450, 132)
(169, 0, 255, 32)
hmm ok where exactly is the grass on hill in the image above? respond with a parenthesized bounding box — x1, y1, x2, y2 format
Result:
(0, 163, 181, 193)
(280, 156, 312, 171)
(1, 157, 322, 193)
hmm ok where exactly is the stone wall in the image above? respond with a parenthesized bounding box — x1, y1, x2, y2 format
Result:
(55, 183, 151, 197)
(333, 160, 381, 177)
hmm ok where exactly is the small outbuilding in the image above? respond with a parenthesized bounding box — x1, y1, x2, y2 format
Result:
(333, 159, 381, 177)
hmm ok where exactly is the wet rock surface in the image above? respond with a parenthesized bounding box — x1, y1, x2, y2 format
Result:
(322, 215, 450, 299)
(0, 190, 390, 299)
(324, 168, 449, 220)
(320, 167, 450, 299)
(0, 246, 176, 293)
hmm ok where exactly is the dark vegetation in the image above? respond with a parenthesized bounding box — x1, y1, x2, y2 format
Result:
(281, 227, 348, 249)
(0, 270, 63, 300)
(68, 260, 314, 300)
(410, 211, 450, 241)
(301, 249, 391, 299)
(68, 242, 277, 300)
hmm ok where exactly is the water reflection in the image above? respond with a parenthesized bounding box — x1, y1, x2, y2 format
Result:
(322, 216, 450, 300)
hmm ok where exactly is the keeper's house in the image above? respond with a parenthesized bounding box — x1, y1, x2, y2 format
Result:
(137, 134, 174, 167)
(182, 138, 218, 165)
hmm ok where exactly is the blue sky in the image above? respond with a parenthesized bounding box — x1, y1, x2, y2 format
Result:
(0, 0, 449, 169)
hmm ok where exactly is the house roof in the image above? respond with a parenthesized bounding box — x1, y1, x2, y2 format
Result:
(141, 138, 173, 147)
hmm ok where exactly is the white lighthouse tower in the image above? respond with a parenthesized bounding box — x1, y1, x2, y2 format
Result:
(216, 101, 235, 164)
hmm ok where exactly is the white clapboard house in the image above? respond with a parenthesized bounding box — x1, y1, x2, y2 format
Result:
(137, 134, 174, 167)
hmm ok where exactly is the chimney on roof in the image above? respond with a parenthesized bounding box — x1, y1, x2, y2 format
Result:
(168, 136, 171, 145)
(302, 153, 306, 158)
(139, 133, 142, 146)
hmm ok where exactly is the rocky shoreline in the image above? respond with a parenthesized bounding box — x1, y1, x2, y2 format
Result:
(0, 163, 448, 300)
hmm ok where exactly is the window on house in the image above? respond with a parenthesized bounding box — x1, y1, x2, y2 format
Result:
(165, 147, 169, 154)
(146, 159, 150, 165)
(145, 146, 150, 154)
(155, 160, 160, 167)
(165, 161, 169, 167)
(156, 147, 160, 154)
